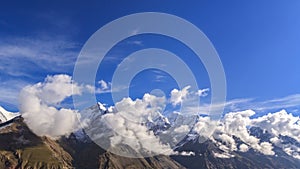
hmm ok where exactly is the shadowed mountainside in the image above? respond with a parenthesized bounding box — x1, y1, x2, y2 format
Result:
(0, 117, 185, 169)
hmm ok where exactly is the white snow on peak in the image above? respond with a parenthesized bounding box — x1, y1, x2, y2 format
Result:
(97, 102, 107, 112)
(0, 106, 20, 123)
(107, 106, 114, 113)
(213, 151, 235, 159)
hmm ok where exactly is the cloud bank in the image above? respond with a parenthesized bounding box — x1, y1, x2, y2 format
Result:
(80, 83, 300, 159)
(16, 75, 300, 159)
(19, 74, 83, 138)
(85, 93, 175, 157)
(193, 109, 300, 158)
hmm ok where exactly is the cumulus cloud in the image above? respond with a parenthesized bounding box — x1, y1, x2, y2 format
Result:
(178, 151, 195, 156)
(213, 151, 235, 158)
(174, 125, 190, 133)
(85, 80, 130, 94)
(170, 86, 191, 106)
(87, 82, 300, 159)
(239, 144, 249, 152)
(270, 136, 300, 159)
(194, 116, 217, 140)
(251, 110, 300, 142)
(192, 109, 300, 158)
(87, 93, 174, 157)
(98, 80, 109, 90)
(17, 75, 300, 160)
(19, 74, 83, 138)
(197, 88, 210, 97)
(85, 80, 111, 94)
(251, 110, 300, 158)
(85, 91, 300, 158)
(194, 110, 277, 156)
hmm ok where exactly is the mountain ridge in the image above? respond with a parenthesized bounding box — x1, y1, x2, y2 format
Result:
(0, 113, 185, 169)
(1, 105, 300, 169)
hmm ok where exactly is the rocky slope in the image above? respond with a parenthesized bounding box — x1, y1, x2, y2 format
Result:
(1, 104, 300, 169)
(0, 117, 72, 169)
(172, 136, 300, 169)
(99, 152, 184, 169)
(0, 116, 185, 169)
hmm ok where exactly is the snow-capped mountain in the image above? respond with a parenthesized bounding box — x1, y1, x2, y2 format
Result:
(1, 103, 300, 169)
(0, 106, 20, 124)
(77, 103, 300, 168)
(79, 102, 196, 142)
(80, 102, 173, 134)
(0, 105, 183, 169)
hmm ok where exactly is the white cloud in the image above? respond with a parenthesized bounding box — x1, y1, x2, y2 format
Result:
(197, 88, 210, 97)
(81, 88, 300, 159)
(0, 37, 78, 74)
(19, 74, 83, 138)
(239, 144, 249, 152)
(85, 80, 130, 94)
(252, 110, 300, 142)
(14, 76, 300, 159)
(221, 110, 275, 155)
(226, 94, 300, 113)
(186, 98, 253, 116)
(213, 151, 235, 158)
(0, 79, 29, 106)
(179, 151, 195, 156)
(256, 94, 300, 111)
(194, 93, 300, 116)
(85, 84, 96, 93)
(130, 28, 140, 36)
(194, 116, 217, 139)
(127, 40, 143, 46)
(98, 80, 109, 90)
(0, 36, 79, 107)
(270, 136, 300, 159)
(258, 142, 275, 155)
(90, 93, 174, 157)
(38, 75, 82, 105)
(170, 86, 191, 106)
(174, 125, 190, 133)
(283, 146, 300, 159)
(194, 110, 276, 156)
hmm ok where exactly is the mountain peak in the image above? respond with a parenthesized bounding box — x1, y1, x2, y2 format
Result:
(0, 106, 20, 124)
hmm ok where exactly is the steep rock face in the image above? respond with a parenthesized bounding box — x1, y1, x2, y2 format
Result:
(99, 152, 185, 169)
(172, 137, 300, 169)
(60, 135, 185, 169)
(59, 133, 106, 169)
(2, 104, 300, 169)
(99, 152, 153, 169)
(0, 117, 73, 169)
(0, 116, 185, 169)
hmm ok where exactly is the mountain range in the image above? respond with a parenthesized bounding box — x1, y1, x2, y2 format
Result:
(0, 105, 300, 169)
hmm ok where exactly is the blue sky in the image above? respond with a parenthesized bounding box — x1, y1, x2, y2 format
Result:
(0, 1, 300, 115)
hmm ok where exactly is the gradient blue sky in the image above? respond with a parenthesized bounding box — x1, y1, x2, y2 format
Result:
(0, 1, 300, 114)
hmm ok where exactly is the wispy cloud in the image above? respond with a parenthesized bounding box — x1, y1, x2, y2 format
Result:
(196, 94, 300, 116)
(129, 28, 140, 36)
(0, 79, 30, 106)
(126, 40, 143, 46)
(85, 80, 130, 95)
(149, 69, 169, 82)
(0, 36, 80, 75)
(0, 36, 80, 107)
(249, 94, 300, 112)
(170, 85, 300, 116)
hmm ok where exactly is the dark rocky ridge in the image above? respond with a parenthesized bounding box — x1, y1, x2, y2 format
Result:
(1, 113, 300, 169)
(0, 117, 185, 169)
